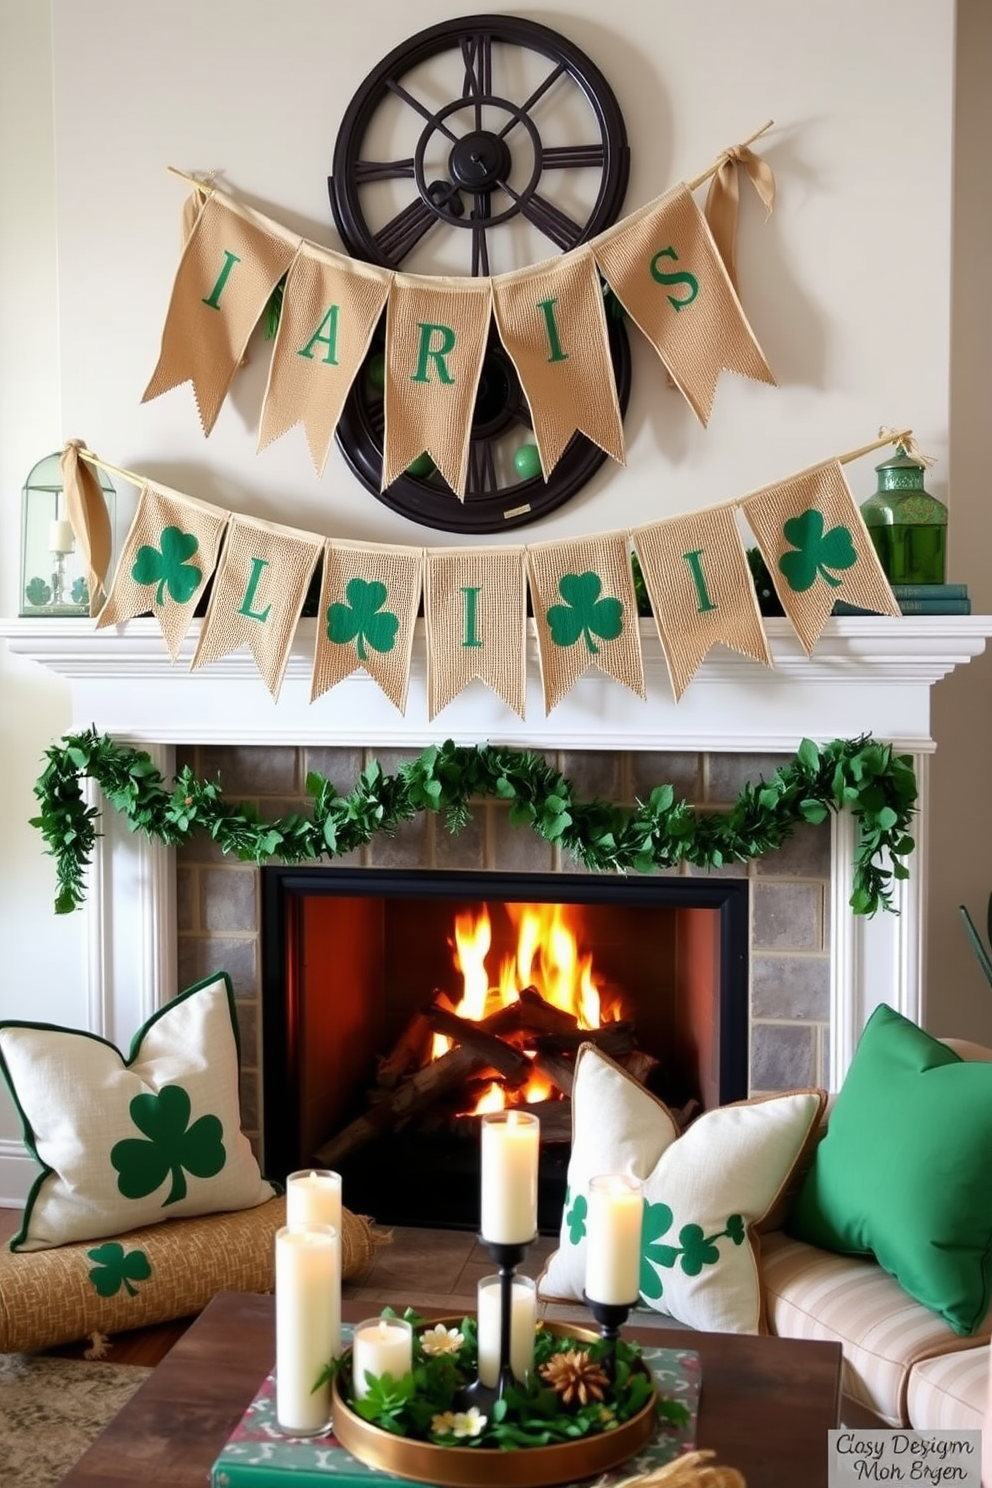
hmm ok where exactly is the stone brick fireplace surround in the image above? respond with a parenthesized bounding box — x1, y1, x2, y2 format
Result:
(4, 612, 990, 1194)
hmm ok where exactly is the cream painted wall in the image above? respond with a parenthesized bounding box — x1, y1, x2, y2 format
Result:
(2, 0, 990, 1186)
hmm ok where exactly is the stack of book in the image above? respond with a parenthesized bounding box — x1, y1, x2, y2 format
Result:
(834, 583, 971, 617)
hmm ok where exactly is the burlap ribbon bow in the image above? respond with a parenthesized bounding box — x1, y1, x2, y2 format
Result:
(704, 144, 775, 291)
(59, 440, 113, 617)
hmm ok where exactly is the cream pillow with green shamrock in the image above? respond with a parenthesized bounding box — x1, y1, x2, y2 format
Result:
(539, 1044, 825, 1333)
(0, 972, 278, 1251)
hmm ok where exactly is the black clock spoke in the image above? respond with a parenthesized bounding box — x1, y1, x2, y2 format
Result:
(385, 77, 459, 142)
(460, 32, 493, 128)
(353, 157, 416, 184)
(542, 143, 606, 169)
(467, 438, 499, 496)
(497, 62, 566, 141)
(368, 396, 385, 440)
(374, 196, 440, 263)
(471, 192, 491, 275)
(500, 184, 584, 251)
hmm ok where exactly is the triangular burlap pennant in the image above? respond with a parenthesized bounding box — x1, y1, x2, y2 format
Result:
(527, 532, 645, 714)
(259, 246, 392, 474)
(310, 540, 423, 712)
(59, 443, 114, 617)
(492, 248, 624, 477)
(96, 483, 229, 660)
(142, 190, 300, 435)
(632, 506, 772, 700)
(424, 548, 527, 720)
(382, 273, 492, 497)
(742, 460, 900, 654)
(593, 183, 775, 425)
(191, 515, 323, 700)
(703, 145, 775, 292)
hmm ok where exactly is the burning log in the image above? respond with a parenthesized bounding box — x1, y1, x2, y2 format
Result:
(424, 1004, 532, 1087)
(375, 1007, 438, 1088)
(533, 1020, 637, 1060)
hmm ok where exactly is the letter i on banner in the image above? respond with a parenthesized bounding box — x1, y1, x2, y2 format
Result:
(97, 484, 229, 660)
(527, 532, 645, 714)
(632, 506, 771, 699)
(382, 274, 492, 497)
(311, 540, 424, 712)
(192, 516, 324, 700)
(143, 191, 300, 434)
(259, 247, 392, 474)
(742, 459, 900, 653)
(424, 548, 527, 719)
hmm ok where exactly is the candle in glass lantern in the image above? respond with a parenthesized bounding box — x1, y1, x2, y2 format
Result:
(275, 1223, 340, 1435)
(286, 1169, 342, 1232)
(480, 1109, 540, 1244)
(585, 1174, 644, 1306)
(48, 519, 74, 555)
(352, 1316, 413, 1399)
(477, 1273, 536, 1386)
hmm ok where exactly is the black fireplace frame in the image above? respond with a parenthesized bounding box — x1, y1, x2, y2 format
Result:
(260, 866, 750, 1198)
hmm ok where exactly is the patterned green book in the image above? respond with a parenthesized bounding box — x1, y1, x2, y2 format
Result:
(210, 1343, 701, 1486)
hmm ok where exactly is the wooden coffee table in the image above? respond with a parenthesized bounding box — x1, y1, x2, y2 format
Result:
(60, 1291, 841, 1487)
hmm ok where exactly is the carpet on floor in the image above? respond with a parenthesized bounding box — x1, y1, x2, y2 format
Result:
(0, 1352, 152, 1488)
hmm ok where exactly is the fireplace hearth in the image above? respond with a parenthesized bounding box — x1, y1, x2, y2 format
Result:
(260, 866, 748, 1230)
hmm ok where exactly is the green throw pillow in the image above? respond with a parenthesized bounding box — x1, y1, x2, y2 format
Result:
(787, 1003, 992, 1335)
(0, 972, 277, 1251)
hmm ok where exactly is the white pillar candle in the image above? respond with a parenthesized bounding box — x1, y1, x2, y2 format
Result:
(480, 1110, 540, 1244)
(585, 1173, 644, 1306)
(352, 1316, 413, 1399)
(477, 1274, 536, 1387)
(275, 1223, 340, 1435)
(286, 1169, 342, 1232)
(48, 519, 74, 555)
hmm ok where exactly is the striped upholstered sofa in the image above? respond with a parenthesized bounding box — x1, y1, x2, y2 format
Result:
(758, 1035, 992, 1431)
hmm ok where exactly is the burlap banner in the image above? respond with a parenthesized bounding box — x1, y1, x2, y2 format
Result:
(742, 460, 900, 654)
(143, 192, 299, 434)
(527, 532, 645, 714)
(593, 183, 775, 425)
(59, 441, 113, 616)
(96, 484, 228, 660)
(633, 505, 771, 699)
(311, 539, 423, 712)
(492, 248, 624, 478)
(424, 548, 527, 720)
(259, 245, 392, 475)
(191, 515, 324, 700)
(382, 274, 492, 497)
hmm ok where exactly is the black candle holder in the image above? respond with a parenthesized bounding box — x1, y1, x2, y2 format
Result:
(456, 1235, 535, 1412)
(582, 1293, 636, 1382)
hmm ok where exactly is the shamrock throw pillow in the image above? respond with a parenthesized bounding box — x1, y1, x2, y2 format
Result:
(539, 1044, 826, 1333)
(0, 972, 278, 1251)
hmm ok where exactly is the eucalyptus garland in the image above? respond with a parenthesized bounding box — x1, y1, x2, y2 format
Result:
(31, 728, 917, 918)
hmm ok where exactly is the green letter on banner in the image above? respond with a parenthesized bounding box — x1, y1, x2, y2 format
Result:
(461, 586, 483, 648)
(237, 557, 272, 622)
(649, 247, 699, 311)
(411, 323, 457, 384)
(683, 549, 716, 613)
(298, 305, 340, 364)
(201, 250, 242, 310)
(537, 297, 569, 363)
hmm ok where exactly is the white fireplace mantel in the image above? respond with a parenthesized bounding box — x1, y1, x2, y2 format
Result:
(4, 611, 992, 1134)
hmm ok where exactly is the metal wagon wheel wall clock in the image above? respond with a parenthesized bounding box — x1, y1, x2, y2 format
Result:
(328, 13, 633, 533)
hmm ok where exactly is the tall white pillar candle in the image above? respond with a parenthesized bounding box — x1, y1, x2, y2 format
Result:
(48, 519, 74, 555)
(480, 1110, 540, 1244)
(477, 1274, 536, 1387)
(585, 1174, 644, 1306)
(286, 1169, 342, 1232)
(352, 1317, 414, 1399)
(275, 1223, 340, 1435)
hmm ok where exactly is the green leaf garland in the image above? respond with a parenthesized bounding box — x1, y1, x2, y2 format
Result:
(30, 729, 917, 918)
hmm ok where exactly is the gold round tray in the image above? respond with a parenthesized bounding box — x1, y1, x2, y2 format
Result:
(331, 1318, 658, 1488)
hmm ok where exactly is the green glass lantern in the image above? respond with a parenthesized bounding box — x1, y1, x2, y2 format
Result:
(19, 453, 116, 617)
(860, 445, 947, 586)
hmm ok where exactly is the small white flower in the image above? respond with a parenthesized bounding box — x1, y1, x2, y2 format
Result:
(431, 1410, 458, 1436)
(420, 1323, 465, 1357)
(451, 1407, 487, 1439)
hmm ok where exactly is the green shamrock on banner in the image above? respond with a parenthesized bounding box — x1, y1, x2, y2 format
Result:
(639, 1197, 746, 1301)
(87, 1240, 152, 1299)
(778, 509, 857, 592)
(546, 571, 624, 654)
(131, 526, 203, 605)
(327, 577, 400, 661)
(110, 1084, 226, 1208)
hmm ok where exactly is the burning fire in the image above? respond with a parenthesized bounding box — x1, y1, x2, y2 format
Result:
(431, 903, 612, 1112)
